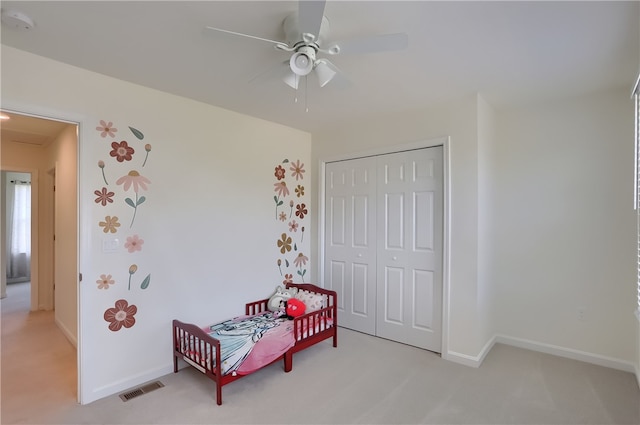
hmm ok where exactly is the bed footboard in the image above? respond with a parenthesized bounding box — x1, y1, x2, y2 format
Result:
(285, 283, 338, 371)
(173, 319, 245, 405)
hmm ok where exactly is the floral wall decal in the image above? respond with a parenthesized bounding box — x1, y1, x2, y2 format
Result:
(116, 170, 151, 227)
(125, 234, 144, 253)
(104, 299, 137, 332)
(93, 120, 155, 332)
(272, 158, 309, 284)
(94, 187, 115, 206)
(96, 120, 117, 138)
(98, 160, 109, 185)
(96, 274, 115, 290)
(99, 215, 121, 233)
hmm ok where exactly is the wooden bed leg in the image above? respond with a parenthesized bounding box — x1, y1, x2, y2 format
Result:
(284, 352, 293, 372)
(216, 382, 222, 405)
(173, 355, 178, 373)
(333, 331, 338, 348)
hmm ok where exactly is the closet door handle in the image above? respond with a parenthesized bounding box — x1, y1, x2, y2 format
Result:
(392, 256, 397, 261)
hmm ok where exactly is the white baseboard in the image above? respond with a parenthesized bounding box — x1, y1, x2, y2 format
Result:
(84, 363, 174, 405)
(443, 335, 497, 368)
(54, 317, 77, 348)
(495, 334, 637, 374)
(443, 333, 637, 378)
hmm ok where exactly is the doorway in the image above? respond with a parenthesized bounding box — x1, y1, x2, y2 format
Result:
(0, 109, 79, 401)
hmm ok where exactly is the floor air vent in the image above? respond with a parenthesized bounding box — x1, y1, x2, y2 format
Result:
(119, 381, 164, 402)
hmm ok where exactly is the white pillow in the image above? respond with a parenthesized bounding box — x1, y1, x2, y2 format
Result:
(295, 290, 326, 313)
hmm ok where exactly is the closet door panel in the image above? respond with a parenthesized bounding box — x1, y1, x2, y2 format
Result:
(324, 158, 377, 335)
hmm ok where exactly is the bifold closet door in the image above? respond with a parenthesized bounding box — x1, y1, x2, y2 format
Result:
(375, 147, 443, 352)
(324, 157, 377, 334)
(324, 146, 443, 352)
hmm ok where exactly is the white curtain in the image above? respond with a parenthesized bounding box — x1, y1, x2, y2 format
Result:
(6, 181, 31, 281)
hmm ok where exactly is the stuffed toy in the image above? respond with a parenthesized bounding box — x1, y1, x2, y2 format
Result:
(285, 298, 306, 318)
(267, 285, 298, 313)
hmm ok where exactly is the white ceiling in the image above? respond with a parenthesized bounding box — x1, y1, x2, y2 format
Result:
(1, 1, 638, 134)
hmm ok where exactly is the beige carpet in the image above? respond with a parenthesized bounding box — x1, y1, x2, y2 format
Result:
(2, 281, 639, 424)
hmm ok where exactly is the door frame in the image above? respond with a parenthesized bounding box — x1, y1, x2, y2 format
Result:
(318, 136, 451, 355)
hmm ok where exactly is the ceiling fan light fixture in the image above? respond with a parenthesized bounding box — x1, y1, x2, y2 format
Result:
(315, 60, 337, 87)
(283, 71, 300, 89)
(289, 46, 316, 76)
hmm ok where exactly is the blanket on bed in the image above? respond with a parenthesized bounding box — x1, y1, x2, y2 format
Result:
(208, 312, 295, 376)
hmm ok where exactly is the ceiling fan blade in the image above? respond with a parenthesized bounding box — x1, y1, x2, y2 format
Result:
(328, 32, 408, 55)
(204, 26, 287, 48)
(298, 0, 326, 41)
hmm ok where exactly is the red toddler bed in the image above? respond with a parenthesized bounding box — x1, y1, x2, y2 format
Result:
(172, 283, 337, 405)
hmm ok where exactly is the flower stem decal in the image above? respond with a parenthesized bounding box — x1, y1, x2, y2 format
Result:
(98, 160, 109, 185)
(128, 264, 138, 290)
(142, 144, 152, 167)
(104, 299, 137, 331)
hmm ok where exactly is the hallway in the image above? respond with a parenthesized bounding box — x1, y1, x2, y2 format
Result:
(1, 281, 77, 424)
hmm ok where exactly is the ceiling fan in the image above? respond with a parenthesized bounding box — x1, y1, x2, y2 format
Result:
(204, 0, 408, 91)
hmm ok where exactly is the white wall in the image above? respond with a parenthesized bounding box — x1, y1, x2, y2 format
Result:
(313, 88, 637, 372)
(493, 88, 637, 367)
(1, 46, 311, 404)
(46, 125, 78, 345)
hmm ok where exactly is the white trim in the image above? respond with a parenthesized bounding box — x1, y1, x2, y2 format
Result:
(496, 334, 637, 374)
(87, 363, 174, 405)
(443, 335, 496, 368)
(317, 136, 451, 354)
(55, 316, 77, 348)
(632, 73, 640, 98)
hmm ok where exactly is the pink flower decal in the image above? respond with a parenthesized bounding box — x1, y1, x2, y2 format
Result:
(278, 211, 287, 222)
(104, 299, 137, 331)
(96, 274, 114, 290)
(273, 181, 289, 198)
(116, 171, 151, 228)
(288, 220, 299, 232)
(283, 273, 293, 285)
(293, 252, 308, 268)
(116, 170, 151, 193)
(125, 234, 144, 253)
(94, 187, 115, 206)
(290, 160, 305, 181)
(110, 141, 135, 162)
(96, 120, 117, 138)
